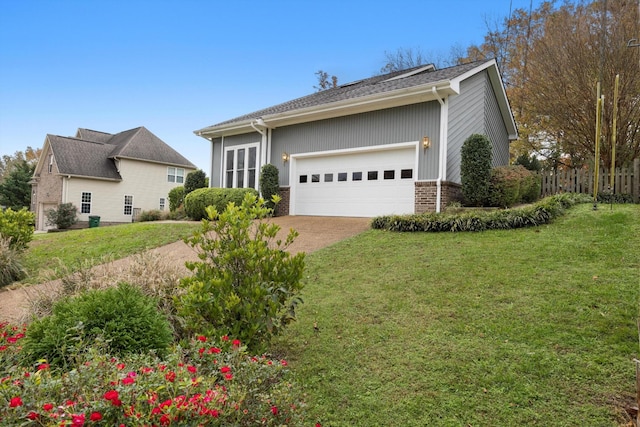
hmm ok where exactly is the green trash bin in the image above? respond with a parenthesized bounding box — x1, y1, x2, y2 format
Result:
(88, 215, 101, 228)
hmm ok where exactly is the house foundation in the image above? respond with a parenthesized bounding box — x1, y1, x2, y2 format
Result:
(415, 181, 462, 213)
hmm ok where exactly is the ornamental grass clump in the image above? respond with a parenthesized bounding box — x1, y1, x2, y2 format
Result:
(0, 237, 26, 288)
(178, 193, 305, 353)
(0, 324, 307, 426)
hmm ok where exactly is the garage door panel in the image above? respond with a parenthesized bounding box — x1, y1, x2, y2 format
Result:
(293, 147, 415, 217)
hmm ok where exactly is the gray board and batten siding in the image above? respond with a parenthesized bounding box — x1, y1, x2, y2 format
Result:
(447, 70, 511, 183)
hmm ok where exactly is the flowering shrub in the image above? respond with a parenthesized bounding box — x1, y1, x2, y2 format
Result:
(0, 322, 309, 426)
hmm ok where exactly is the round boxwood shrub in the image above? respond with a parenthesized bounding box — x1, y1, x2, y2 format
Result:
(461, 134, 492, 207)
(184, 187, 259, 220)
(21, 282, 172, 369)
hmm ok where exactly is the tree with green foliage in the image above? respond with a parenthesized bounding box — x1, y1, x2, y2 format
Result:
(168, 186, 185, 212)
(178, 193, 305, 352)
(460, 134, 492, 207)
(259, 164, 280, 211)
(184, 169, 207, 195)
(0, 160, 35, 210)
(514, 153, 542, 172)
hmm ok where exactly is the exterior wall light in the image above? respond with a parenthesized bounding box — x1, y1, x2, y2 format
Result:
(422, 136, 431, 149)
(282, 152, 289, 162)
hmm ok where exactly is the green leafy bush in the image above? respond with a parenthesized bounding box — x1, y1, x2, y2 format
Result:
(597, 192, 636, 204)
(260, 163, 280, 211)
(45, 202, 78, 229)
(371, 193, 591, 232)
(168, 186, 185, 211)
(136, 209, 163, 222)
(0, 236, 26, 287)
(487, 165, 540, 207)
(0, 207, 34, 250)
(21, 283, 173, 370)
(460, 134, 492, 206)
(183, 187, 259, 221)
(184, 169, 207, 195)
(0, 326, 307, 426)
(178, 193, 305, 352)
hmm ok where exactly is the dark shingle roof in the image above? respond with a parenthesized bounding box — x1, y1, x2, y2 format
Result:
(48, 135, 122, 180)
(47, 127, 196, 180)
(210, 60, 488, 127)
(75, 128, 113, 143)
(108, 127, 196, 167)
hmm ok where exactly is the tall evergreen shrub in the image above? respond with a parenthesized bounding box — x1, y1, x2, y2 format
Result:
(460, 134, 492, 206)
(184, 170, 207, 195)
(259, 164, 280, 211)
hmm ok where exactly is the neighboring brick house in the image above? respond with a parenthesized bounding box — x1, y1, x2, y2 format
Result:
(195, 59, 517, 217)
(31, 127, 196, 230)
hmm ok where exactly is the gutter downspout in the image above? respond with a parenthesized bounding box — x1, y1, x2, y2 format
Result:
(432, 86, 448, 213)
(250, 119, 269, 170)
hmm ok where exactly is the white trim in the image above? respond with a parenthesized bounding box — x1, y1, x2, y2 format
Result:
(124, 194, 134, 216)
(222, 142, 260, 190)
(81, 191, 92, 214)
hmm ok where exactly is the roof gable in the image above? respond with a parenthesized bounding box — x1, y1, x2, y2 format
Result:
(107, 127, 196, 168)
(47, 135, 122, 180)
(43, 127, 196, 180)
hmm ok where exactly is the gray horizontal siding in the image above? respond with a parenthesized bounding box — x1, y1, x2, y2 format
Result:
(272, 101, 441, 185)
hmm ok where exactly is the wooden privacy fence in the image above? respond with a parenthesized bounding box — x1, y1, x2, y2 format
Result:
(540, 158, 640, 201)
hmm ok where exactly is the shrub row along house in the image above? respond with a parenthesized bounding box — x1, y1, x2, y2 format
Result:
(30, 127, 196, 230)
(194, 58, 517, 217)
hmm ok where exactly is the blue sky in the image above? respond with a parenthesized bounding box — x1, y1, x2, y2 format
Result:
(0, 0, 542, 173)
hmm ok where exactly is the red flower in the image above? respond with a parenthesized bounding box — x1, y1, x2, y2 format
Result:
(316, 424, 322, 427)
(197, 335, 207, 342)
(281, 360, 288, 366)
(121, 376, 135, 385)
(0, 345, 7, 351)
(220, 366, 231, 374)
(208, 347, 221, 354)
(165, 371, 176, 382)
(104, 390, 119, 401)
(37, 363, 50, 371)
(27, 411, 39, 420)
(271, 406, 278, 415)
(9, 396, 23, 407)
(116, 363, 126, 370)
(224, 373, 233, 380)
(71, 413, 85, 427)
(187, 365, 197, 374)
(89, 411, 102, 421)
(43, 403, 54, 411)
(160, 414, 171, 426)
(232, 339, 241, 347)
(221, 335, 229, 341)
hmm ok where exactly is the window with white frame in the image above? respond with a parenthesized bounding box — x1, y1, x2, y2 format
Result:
(124, 195, 133, 215)
(167, 167, 185, 183)
(81, 192, 91, 214)
(159, 197, 166, 210)
(224, 143, 259, 189)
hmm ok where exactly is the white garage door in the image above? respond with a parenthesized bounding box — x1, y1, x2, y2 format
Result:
(291, 146, 416, 217)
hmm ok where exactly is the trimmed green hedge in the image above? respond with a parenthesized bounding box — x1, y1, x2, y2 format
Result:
(488, 165, 540, 208)
(371, 193, 592, 232)
(184, 187, 259, 220)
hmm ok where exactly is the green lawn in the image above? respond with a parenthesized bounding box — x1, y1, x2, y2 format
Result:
(22, 222, 200, 283)
(274, 204, 640, 426)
